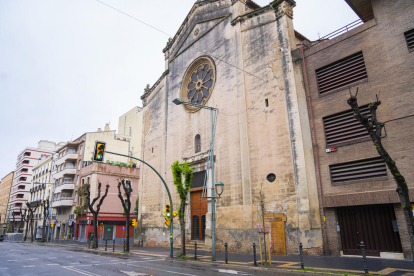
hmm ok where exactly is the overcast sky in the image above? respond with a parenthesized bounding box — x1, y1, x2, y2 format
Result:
(0, 0, 358, 179)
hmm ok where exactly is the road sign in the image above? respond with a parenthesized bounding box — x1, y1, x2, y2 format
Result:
(122, 226, 125, 230)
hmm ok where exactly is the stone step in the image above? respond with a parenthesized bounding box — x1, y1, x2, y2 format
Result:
(174, 241, 205, 250)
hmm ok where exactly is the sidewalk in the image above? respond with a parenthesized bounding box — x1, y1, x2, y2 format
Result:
(33, 240, 414, 275)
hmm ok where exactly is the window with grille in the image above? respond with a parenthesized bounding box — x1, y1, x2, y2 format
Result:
(330, 156, 387, 183)
(404, 28, 414, 51)
(316, 51, 368, 95)
(191, 171, 206, 189)
(323, 104, 372, 146)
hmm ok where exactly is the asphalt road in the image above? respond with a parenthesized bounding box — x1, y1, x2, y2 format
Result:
(0, 242, 300, 276)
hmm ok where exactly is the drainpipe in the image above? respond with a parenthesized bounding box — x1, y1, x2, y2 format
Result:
(300, 42, 329, 255)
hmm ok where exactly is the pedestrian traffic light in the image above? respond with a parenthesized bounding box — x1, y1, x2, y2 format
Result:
(51, 221, 54, 228)
(132, 219, 137, 229)
(172, 212, 178, 218)
(164, 204, 171, 226)
(93, 141, 106, 162)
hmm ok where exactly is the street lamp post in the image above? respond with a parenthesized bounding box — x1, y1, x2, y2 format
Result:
(172, 98, 224, 261)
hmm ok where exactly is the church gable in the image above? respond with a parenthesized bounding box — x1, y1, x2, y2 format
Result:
(167, 1, 233, 61)
(171, 14, 231, 60)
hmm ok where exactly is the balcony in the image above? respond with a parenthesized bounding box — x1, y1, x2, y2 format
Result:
(55, 183, 75, 194)
(52, 197, 73, 208)
(54, 167, 76, 180)
(55, 152, 78, 167)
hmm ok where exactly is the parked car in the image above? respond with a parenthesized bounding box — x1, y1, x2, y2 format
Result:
(0, 234, 4, 241)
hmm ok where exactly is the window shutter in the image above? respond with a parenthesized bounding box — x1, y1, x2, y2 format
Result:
(330, 156, 387, 183)
(323, 104, 372, 145)
(404, 28, 414, 50)
(316, 51, 368, 95)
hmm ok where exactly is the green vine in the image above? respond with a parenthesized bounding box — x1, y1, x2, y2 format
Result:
(171, 161, 195, 218)
(73, 183, 89, 216)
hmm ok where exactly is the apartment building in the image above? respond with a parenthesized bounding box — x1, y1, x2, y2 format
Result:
(72, 124, 140, 243)
(301, 0, 414, 259)
(10, 140, 60, 231)
(26, 157, 54, 240)
(0, 171, 14, 233)
(51, 141, 84, 240)
(117, 106, 144, 162)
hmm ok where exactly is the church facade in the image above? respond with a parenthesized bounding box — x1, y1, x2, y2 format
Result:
(138, 0, 323, 255)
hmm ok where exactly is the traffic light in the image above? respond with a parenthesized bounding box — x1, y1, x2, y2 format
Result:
(51, 221, 55, 228)
(172, 212, 178, 218)
(93, 141, 106, 162)
(100, 223, 103, 231)
(132, 219, 137, 229)
(163, 204, 171, 226)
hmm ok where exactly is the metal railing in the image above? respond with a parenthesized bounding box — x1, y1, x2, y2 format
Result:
(305, 14, 374, 49)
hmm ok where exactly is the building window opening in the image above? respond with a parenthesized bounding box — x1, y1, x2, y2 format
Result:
(195, 134, 201, 153)
(265, 99, 269, 107)
(267, 173, 276, 183)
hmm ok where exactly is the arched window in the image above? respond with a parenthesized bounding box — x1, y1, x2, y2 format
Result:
(195, 134, 201, 153)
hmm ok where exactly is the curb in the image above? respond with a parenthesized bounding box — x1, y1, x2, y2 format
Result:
(18, 242, 369, 275)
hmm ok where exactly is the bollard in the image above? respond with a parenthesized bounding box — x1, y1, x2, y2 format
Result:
(105, 240, 107, 251)
(225, 242, 228, 264)
(360, 241, 368, 274)
(113, 239, 115, 252)
(299, 242, 304, 269)
(124, 239, 126, 252)
(253, 243, 257, 266)
(195, 242, 197, 261)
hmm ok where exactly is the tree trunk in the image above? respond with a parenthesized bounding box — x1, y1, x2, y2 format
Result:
(180, 200, 186, 256)
(30, 218, 35, 242)
(93, 213, 98, 249)
(125, 212, 130, 252)
(24, 223, 28, 241)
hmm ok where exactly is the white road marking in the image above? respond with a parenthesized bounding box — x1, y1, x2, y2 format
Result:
(217, 270, 250, 275)
(47, 264, 59, 266)
(126, 264, 197, 276)
(23, 265, 36, 268)
(63, 266, 101, 276)
(121, 271, 153, 276)
(7, 260, 16, 262)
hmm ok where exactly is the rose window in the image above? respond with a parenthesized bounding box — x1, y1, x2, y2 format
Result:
(180, 57, 216, 112)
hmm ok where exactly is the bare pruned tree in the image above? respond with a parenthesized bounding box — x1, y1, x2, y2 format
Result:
(348, 88, 414, 259)
(42, 197, 50, 242)
(26, 202, 38, 242)
(22, 208, 30, 241)
(11, 213, 15, 233)
(118, 179, 132, 252)
(18, 207, 27, 233)
(86, 182, 110, 249)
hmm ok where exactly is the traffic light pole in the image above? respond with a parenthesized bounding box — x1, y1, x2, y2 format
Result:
(105, 151, 174, 258)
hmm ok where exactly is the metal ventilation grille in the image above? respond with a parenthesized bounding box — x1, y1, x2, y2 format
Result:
(316, 51, 368, 95)
(404, 28, 414, 50)
(330, 156, 387, 183)
(323, 104, 372, 145)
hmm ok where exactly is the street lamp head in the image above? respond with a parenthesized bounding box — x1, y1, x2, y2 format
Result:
(215, 182, 224, 197)
(172, 98, 184, 105)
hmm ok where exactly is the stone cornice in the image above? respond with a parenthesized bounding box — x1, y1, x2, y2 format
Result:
(140, 70, 169, 103)
(231, 4, 273, 26)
